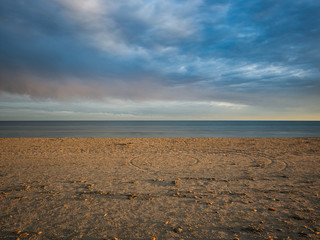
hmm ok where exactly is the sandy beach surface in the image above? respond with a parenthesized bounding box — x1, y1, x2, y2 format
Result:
(1, 138, 319, 240)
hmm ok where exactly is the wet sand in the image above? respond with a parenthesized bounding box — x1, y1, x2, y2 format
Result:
(1, 138, 320, 240)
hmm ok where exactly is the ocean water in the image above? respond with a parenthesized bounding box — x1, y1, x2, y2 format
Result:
(0, 121, 319, 138)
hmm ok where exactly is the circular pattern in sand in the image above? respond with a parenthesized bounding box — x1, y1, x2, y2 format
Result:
(130, 152, 199, 172)
(129, 150, 287, 175)
(199, 151, 288, 178)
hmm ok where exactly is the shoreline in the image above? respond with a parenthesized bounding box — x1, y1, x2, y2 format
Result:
(1, 138, 319, 239)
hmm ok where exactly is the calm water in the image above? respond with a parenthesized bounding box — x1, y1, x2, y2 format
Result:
(0, 121, 319, 138)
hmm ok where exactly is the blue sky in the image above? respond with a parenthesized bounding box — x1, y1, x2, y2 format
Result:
(0, 0, 319, 120)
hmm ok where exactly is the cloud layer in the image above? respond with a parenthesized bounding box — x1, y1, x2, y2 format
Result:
(0, 0, 319, 119)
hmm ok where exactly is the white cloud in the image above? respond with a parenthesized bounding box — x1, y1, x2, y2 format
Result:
(56, 0, 203, 56)
(0, 94, 247, 120)
(208, 101, 247, 109)
(2, 93, 320, 121)
(57, 0, 107, 16)
(57, 0, 131, 55)
(236, 63, 311, 80)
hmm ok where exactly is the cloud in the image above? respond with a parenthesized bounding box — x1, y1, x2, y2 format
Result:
(0, 93, 250, 120)
(2, 93, 320, 120)
(0, 0, 319, 119)
(55, 0, 202, 55)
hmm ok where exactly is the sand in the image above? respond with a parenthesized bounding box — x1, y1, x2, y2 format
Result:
(0, 138, 320, 240)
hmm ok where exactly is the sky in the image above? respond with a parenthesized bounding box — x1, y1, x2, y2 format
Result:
(0, 0, 320, 120)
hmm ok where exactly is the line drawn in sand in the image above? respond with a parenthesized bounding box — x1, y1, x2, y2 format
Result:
(129, 152, 199, 173)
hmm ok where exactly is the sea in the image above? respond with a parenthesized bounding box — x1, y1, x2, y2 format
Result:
(0, 121, 319, 138)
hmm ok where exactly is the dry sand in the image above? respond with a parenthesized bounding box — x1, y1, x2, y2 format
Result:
(0, 138, 320, 240)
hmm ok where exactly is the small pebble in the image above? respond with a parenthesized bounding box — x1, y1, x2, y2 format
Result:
(268, 207, 276, 211)
(292, 214, 304, 220)
(172, 180, 179, 185)
(127, 194, 138, 200)
(153, 179, 163, 182)
(19, 232, 29, 237)
(174, 227, 183, 233)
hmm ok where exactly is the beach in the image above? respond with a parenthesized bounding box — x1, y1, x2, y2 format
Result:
(1, 137, 319, 239)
